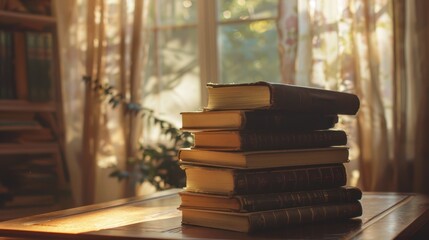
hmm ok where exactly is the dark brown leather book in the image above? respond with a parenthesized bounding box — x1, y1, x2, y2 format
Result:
(180, 186, 362, 212)
(181, 110, 339, 131)
(181, 201, 363, 233)
(179, 147, 349, 169)
(192, 130, 347, 151)
(182, 164, 347, 195)
(205, 81, 360, 115)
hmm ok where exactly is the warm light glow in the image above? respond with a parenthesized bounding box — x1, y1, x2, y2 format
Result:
(350, 170, 360, 187)
(223, 10, 231, 19)
(7, 205, 181, 234)
(183, 0, 192, 8)
(250, 20, 271, 33)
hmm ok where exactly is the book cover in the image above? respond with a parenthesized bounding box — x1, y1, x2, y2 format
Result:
(205, 81, 360, 115)
(192, 130, 347, 151)
(179, 147, 349, 169)
(181, 201, 362, 232)
(180, 186, 362, 212)
(181, 110, 339, 131)
(182, 164, 347, 195)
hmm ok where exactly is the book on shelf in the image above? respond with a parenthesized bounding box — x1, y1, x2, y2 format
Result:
(182, 164, 347, 195)
(0, 121, 42, 131)
(181, 110, 339, 131)
(0, 128, 54, 143)
(0, 31, 4, 99)
(181, 201, 362, 233)
(25, 31, 38, 101)
(13, 172, 57, 194)
(0, 111, 40, 130)
(1, 0, 52, 16)
(24, 31, 54, 102)
(0, 30, 16, 99)
(205, 81, 360, 115)
(192, 130, 347, 151)
(179, 186, 362, 212)
(179, 147, 349, 169)
(3, 193, 56, 208)
(13, 31, 28, 99)
(0, 1, 66, 212)
(0, 111, 35, 121)
(8, 157, 56, 173)
(15, 128, 55, 142)
(41, 32, 53, 101)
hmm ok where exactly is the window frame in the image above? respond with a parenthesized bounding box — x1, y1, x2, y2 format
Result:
(197, 1, 279, 88)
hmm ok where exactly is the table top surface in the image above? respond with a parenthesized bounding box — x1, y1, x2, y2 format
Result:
(0, 189, 428, 240)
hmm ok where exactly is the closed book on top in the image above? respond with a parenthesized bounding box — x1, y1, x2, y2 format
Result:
(179, 147, 349, 169)
(205, 81, 360, 115)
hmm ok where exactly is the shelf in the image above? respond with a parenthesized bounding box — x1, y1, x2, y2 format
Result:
(0, 124, 42, 131)
(0, 10, 56, 30)
(0, 100, 56, 112)
(0, 142, 60, 155)
(0, 3, 70, 217)
(0, 204, 63, 221)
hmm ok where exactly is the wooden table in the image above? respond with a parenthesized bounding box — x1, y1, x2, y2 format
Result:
(0, 189, 428, 239)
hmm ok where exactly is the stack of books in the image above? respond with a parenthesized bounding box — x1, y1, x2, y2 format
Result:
(178, 82, 363, 233)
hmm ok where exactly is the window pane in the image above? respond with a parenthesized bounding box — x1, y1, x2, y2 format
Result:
(148, 0, 198, 27)
(143, 28, 200, 126)
(219, 20, 280, 83)
(218, 0, 278, 21)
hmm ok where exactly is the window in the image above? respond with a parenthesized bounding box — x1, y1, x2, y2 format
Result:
(216, 0, 280, 84)
(142, 0, 201, 128)
(143, 0, 281, 125)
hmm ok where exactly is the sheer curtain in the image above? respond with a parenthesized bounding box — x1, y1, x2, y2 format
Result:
(277, 0, 429, 193)
(56, 0, 149, 205)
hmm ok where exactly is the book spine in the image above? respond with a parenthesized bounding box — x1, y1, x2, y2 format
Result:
(4, 31, 15, 99)
(6, 29, 16, 99)
(248, 201, 362, 232)
(43, 32, 54, 101)
(13, 31, 29, 100)
(268, 83, 360, 115)
(0, 31, 5, 99)
(238, 187, 362, 212)
(35, 33, 45, 101)
(239, 130, 347, 150)
(233, 164, 347, 194)
(25, 32, 37, 101)
(244, 112, 338, 131)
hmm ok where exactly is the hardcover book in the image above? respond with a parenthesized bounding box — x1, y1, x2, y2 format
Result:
(182, 164, 347, 195)
(181, 110, 339, 131)
(179, 186, 362, 212)
(181, 201, 363, 232)
(179, 147, 349, 169)
(205, 81, 360, 115)
(192, 130, 347, 151)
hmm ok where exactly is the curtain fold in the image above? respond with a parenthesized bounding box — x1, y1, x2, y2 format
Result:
(277, 0, 298, 84)
(81, 0, 103, 205)
(410, 0, 429, 194)
(56, 0, 148, 205)
(123, 0, 146, 197)
(277, 0, 429, 192)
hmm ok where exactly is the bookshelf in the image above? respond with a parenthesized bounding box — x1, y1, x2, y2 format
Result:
(0, 0, 69, 219)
